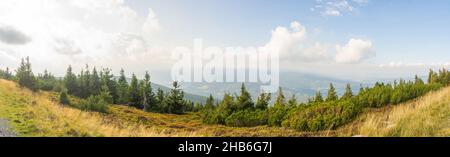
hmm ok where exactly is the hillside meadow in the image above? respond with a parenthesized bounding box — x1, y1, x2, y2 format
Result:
(1, 79, 449, 137)
(338, 86, 450, 137)
(0, 79, 322, 137)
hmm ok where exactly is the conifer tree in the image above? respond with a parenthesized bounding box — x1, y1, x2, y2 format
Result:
(220, 93, 235, 111)
(59, 90, 70, 105)
(155, 88, 165, 112)
(90, 67, 101, 95)
(16, 57, 38, 91)
(287, 94, 297, 108)
(314, 91, 324, 103)
(274, 87, 285, 107)
(100, 68, 118, 103)
(128, 74, 141, 109)
(326, 83, 338, 101)
(117, 69, 129, 104)
(64, 65, 78, 95)
(256, 92, 271, 110)
(37, 69, 57, 91)
(428, 69, 438, 84)
(414, 75, 424, 85)
(142, 72, 157, 112)
(82, 65, 91, 97)
(204, 94, 215, 110)
(165, 81, 185, 114)
(341, 83, 353, 100)
(99, 84, 113, 104)
(236, 83, 254, 110)
(0, 67, 13, 80)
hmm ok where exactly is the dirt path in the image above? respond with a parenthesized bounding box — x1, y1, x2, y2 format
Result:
(0, 119, 16, 137)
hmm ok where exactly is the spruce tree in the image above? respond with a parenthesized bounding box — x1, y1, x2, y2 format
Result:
(256, 92, 271, 110)
(341, 83, 353, 100)
(326, 83, 338, 101)
(37, 69, 57, 91)
(156, 88, 165, 112)
(99, 84, 113, 104)
(59, 90, 70, 105)
(117, 69, 129, 104)
(90, 67, 101, 95)
(82, 65, 91, 97)
(165, 81, 185, 114)
(64, 65, 78, 95)
(16, 57, 38, 91)
(100, 68, 119, 103)
(0, 67, 13, 80)
(204, 94, 215, 110)
(220, 93, 235, 110)
(428, 69, 438, 84)
(414, 75, 424, 85)
(128, 74, 141, 109)
(236, 83, 254, 110)
(314, 91, 324, 103)
(287, 94, 297, 108)
(274, 87, 285, 107)
(142, 72, 157, 112)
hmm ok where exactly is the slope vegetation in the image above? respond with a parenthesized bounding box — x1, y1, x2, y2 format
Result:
(339, 86, 450, 137)
(2, 79, 449, 137)
(0, 79, 314, 137)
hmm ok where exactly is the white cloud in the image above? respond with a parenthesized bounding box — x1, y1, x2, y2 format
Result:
(261, 22, 377, 64)
(142, 9, 161, 34)
(335, 38, 374, 64)
(261, 21, 332, 62)
(312, 0, 368, 16)
(0, 24, 31, 45)
(0, 0, 165, 74)
(261, 21, 306, 60)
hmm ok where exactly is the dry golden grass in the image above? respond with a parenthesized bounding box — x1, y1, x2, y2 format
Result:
(0, 79, 315, 137)
(4, 78, 447, 137)
(338, 86, 450, 137)
(0, 79, 199, 137)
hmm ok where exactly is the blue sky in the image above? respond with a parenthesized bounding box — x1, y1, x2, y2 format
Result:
(127, 0, 450, 64)
(1, 0, 450, 81)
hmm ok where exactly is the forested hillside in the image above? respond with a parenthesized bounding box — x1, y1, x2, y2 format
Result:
(1, 57, 450, 137)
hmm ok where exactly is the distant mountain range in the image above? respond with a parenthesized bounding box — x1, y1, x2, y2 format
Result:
(56, 71, 377, 104)
(150, 83, 208, 104)
(176, 72, 368, 103)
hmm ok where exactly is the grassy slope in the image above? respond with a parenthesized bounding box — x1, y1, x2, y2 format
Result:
(338, 86, 450, 137)
(2, 79, 449, 137)
(0, 79, 316, 137)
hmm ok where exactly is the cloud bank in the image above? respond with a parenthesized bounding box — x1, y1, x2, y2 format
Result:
(0, 24, 31, 45)
(0, 0, 165, 74)
(262, 21, 374, 64)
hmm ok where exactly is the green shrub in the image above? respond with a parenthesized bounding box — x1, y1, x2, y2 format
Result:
(267, 106, 288, 127)
(282, 100, 361, 131)
(224, 110, 268, 127)
(77, 95, 109, 113)
(202, 109, 230, 125)
(59, 91, 70, 105)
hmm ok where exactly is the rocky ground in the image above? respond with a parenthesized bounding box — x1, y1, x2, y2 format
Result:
(0, 119, 16, 137)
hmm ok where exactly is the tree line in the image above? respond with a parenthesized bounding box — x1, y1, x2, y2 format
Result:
(0, 57, 197, 114)
(2, 57, 450, 131)
(201, 70, 449, 131)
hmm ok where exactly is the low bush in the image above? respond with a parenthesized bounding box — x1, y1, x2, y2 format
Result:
(224, 110, 268, 127)
(267, 106, 289, 127)
(77, 95, 109, 113)
(282, 100, 361, 131)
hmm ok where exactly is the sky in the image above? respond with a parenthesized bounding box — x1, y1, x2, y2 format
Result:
(1, 0, 450, 82)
